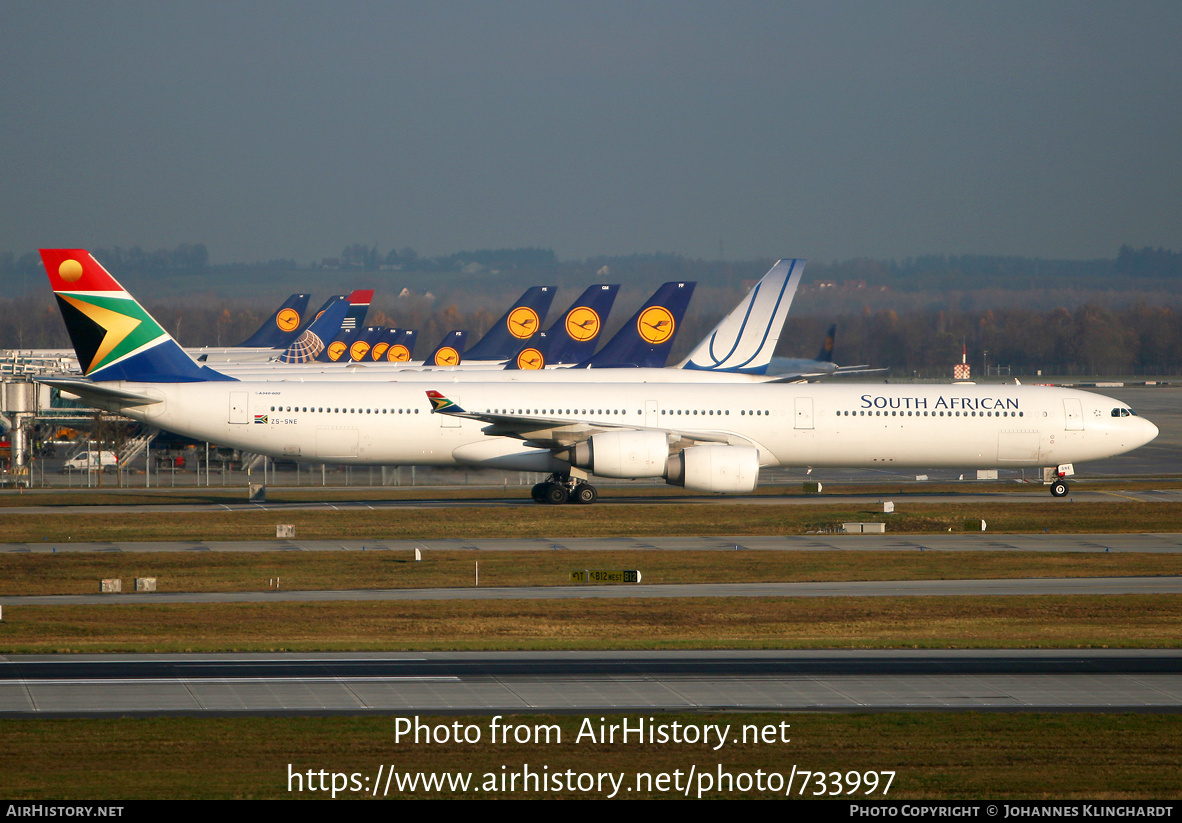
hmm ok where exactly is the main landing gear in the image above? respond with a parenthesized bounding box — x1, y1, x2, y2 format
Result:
(531, 473, 598, 505)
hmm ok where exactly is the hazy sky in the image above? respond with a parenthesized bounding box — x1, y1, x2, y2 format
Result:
(2, 1, 1179, 264)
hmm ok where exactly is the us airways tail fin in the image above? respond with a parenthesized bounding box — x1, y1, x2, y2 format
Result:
(545, 284, 619, 365)
(342, 289, 374, 332)
(276, 294, 349, 363)
(235, 293, 311, 348)
(462, 286, 556, 361)
(580, 281, 695, 368)
(41, 249, 233, 382)
(676, 258, 805, 374)
(422, 330, 467, 367)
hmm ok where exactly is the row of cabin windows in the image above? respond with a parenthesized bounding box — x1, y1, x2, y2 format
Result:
(837, 409, 1024, 418)
(270, 406, 419, 414)
(482, 408, 772, 417)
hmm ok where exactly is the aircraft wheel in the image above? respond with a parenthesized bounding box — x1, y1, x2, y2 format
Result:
(544, 483, 570, 505)
(571, 483, 598, 505)
(531, 483, 547, 502)
(1050, 480, 1069, 498)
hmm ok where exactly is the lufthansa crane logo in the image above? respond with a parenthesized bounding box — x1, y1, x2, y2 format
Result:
(276, 308, 301, 332)
(507, 307, 540, 339)
(565, 307, 600, 342)
(388, 344, 410, 362)
(327, 341, 348, 361)
(637, 306, 675, 345)
(350, 340, 371, 361)
(371, 342, 390, 360)
(516, 348, 544, 369)
(434, 346, 459, 366)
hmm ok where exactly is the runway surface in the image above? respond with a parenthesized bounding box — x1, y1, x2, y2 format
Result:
(2, 650, 1178, 716)
(4, 575, 1181, 606)
(6, 532, 1182, 554)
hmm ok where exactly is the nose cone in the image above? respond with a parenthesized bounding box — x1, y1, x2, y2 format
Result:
(1137, 416, 1160, 448)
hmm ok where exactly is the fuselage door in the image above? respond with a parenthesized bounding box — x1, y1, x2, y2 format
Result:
(229, 391, 249, 425)
(645, 399, 659, 428)
(1063, 399, 1084, 431)
(794, 397, 814, 430)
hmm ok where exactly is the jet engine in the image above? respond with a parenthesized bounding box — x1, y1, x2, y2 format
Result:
(570, 430, 669, 478)
(665, 445, 760, 493)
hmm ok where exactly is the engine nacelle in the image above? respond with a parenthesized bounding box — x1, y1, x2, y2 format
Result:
(571, 430, 669, 478)
(666, 445, 760, 493)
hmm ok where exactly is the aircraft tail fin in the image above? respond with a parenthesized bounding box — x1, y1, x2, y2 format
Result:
(41, 249, 233, 382)
(545, 284, 619, 365)
(581, 281, 696, 368)
(816, 324, 836, 364)
(504, 331, 551, 370)
(677, 258, 805, 374)
(423, 330, 467, 367)
(341, 289, 374, 332)
(276, 295, 349, 363)
(235, 293, 311, 348)
(382, 329, 416, 362)
(462, 286, 556, 361)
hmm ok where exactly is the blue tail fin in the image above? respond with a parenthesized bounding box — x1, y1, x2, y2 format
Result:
(277, 295, 349, 363)
(235, 293, 311, 348)
(545, 284, 619, 365)
(581, 281, 695, 368)
(461, 286, 556, 361)
(422, 331, 467, 367)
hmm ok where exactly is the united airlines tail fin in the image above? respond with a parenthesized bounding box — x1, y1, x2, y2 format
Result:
(545, 284, 619, 365)
(676, 258, 805, 374)
(235, 293, 311, 348)
(276, 294, 350, 363)
(40, 249, 233, 382)
(461, 286, 556, 361)
(580, 281, 695, 368)
(422, 330, 467, 367)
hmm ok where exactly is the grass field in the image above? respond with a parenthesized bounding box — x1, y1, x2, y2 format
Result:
(2, 488, 1179, 799)
(4, 499, 1182, 542)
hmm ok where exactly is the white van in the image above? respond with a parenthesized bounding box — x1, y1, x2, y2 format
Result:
(62, 451, 118, 472)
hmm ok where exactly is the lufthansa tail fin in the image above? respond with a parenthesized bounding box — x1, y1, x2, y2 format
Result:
(41, 249, 234, 383)
(461, 286, 556, 361)
(545, 284, 619, 365)
(676, 258, 805, 374)
(580, 281, 696, 369)
(422, 330, 467, 367)
(235, 293, 311, 348)
(504, 331, 551, 370)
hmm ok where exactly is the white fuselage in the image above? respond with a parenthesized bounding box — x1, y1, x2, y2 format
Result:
(99, 380, 1156, 476)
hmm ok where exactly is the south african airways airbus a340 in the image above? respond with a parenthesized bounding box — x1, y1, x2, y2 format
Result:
(38, 249, 1157, 504)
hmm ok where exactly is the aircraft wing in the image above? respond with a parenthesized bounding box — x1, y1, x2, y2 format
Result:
(425, 390, 753, 451)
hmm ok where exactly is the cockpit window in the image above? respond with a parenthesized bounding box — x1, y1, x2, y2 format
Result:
(1111, 407, 1136, 418)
